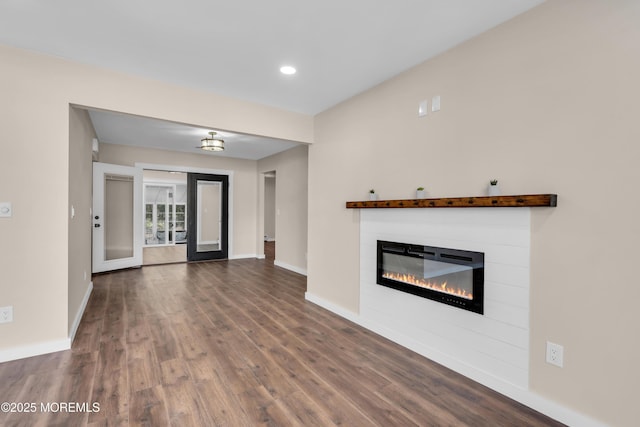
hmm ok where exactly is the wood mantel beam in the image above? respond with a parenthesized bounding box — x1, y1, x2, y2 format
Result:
(346, 194, 557, 209)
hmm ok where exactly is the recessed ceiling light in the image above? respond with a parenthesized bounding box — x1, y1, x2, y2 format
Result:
(280, 65, 296, 75)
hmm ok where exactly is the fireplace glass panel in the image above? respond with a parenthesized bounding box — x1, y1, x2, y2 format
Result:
(377, 241, 484, 314)
(382, 253, 474, 299)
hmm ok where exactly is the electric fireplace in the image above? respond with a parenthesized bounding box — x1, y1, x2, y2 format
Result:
(377, 240, 484, 314)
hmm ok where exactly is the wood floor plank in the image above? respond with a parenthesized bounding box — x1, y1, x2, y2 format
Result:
(374, 382, 469, 426)
(88, 340, 129, 425)
(86, 413, 129, 427)
(235, 386, 296, 427)
(0, 258, 565, 427)
(193, 373, 253, 426)
(129, 386, 170, 427)
(147, 316, 180, 363)
(127, 340, 163, 394)
(159, 358, 221, 426)
(273, 390, 338, 427)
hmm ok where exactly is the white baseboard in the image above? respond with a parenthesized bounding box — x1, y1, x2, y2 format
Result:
(256, 254, 266, 260)
(304, 292, 360, 323)
(0, 339, 70, 363)
(264, 237, 276, 242)
(230, 253, 257, 260)
(304, 292, 606, 427)
(274, 260, 307, 276)
(69, 281, 93, 343)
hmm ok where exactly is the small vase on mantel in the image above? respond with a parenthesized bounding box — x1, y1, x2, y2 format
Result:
(416, 187, 426, 199)
(487, 180, 500, 196)
(369, 189, 377, 201)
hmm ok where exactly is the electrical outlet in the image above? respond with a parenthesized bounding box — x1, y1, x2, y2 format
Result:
(546, 341, 564, 367)
(0, 306, 13, 324)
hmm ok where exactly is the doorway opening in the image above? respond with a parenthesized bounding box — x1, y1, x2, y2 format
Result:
(142, 170, 188, 265)
(139, 167, 232, 265)
(263, 171, 276, 262)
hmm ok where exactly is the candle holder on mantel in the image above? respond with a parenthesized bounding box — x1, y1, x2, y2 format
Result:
(487, 180, 500, 196)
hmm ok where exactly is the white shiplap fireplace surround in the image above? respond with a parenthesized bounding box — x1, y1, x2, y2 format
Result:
(359, 207, 531, 390)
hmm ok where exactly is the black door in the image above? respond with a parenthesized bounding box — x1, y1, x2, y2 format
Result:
(187, 173, 229, 261)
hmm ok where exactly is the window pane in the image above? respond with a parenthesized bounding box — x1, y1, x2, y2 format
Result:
(175, 204, 186, 231)
(105, 174, 134, 260)
(145, 204, 153, 243)
(157, 204, 166, 231)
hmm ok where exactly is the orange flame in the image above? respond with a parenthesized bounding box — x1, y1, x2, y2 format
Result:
(382, 271, 473, 300)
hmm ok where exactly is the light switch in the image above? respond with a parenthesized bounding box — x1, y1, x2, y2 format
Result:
(431, 95, 441, 112)
(0, 202, 12, 218)
(418, 100, 428, 117)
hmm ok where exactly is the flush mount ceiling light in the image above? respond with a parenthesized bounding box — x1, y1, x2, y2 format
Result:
(280, 65, 296, 75)
(199, 131, 224, 151)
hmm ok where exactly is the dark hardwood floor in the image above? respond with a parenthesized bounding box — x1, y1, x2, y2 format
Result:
(0, 258, 564, 426)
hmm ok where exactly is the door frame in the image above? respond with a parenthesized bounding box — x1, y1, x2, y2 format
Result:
(187, 173, 229, 261)
(135, 163, 234, 258)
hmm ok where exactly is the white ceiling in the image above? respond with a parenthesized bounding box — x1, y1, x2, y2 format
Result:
(0, 0, 545, 159)
(88, 109, 301, 160)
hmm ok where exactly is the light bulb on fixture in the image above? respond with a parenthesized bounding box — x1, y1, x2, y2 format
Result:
(280, 65, 296, 75)
(199, 131, 224, 151)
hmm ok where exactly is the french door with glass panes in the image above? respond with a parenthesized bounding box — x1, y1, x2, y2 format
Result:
(187, 173, 228, 261)
(92, 162, 143, 273)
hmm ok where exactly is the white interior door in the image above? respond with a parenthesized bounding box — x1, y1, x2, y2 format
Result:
(92, 162, 143, 273)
